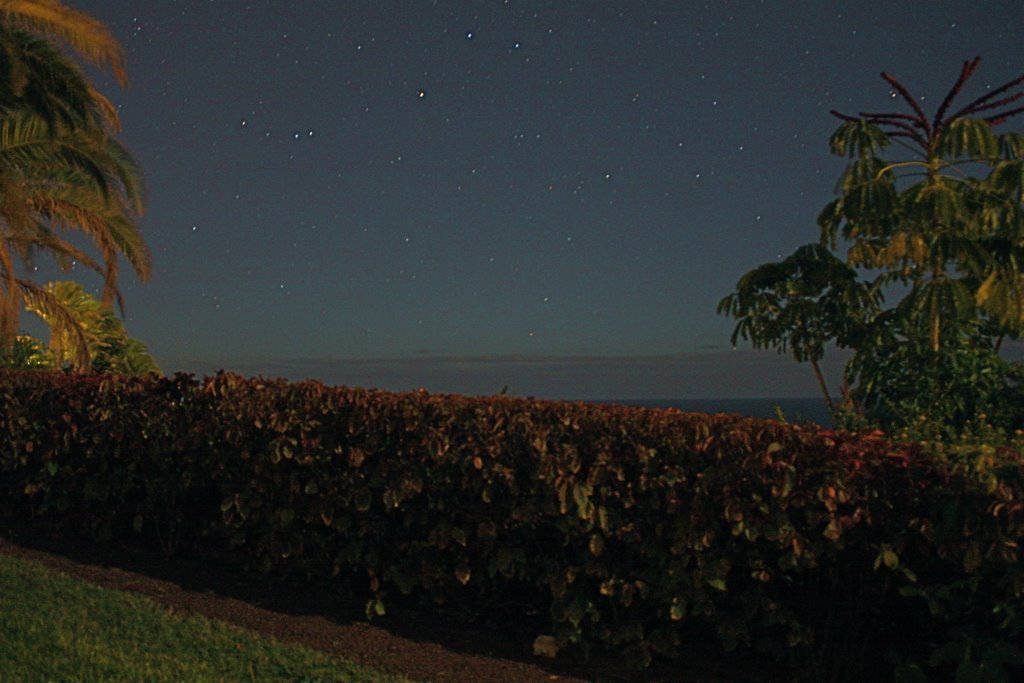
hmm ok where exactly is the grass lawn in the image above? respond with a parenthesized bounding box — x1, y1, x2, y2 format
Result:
(0, 551, 415, 683)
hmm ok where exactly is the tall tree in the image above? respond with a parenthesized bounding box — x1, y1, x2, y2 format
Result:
(822, 57, 1024, 352)
(0, 0, 148, 357)
(721, 57, 1024, 434)
(0, 110, 149, 352)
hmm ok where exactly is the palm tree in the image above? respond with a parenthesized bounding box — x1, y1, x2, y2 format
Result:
(0, 0, 126, 131)
(14, 278, 88, 369)
(22, 280, 159, 375)
(0, 0, 148, 358)
(0, 111, 149, 353)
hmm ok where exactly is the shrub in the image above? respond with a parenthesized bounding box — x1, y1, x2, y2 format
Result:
(1, 369, 1020, 679)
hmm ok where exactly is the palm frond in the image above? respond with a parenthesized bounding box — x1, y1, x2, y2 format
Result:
(18, 275, 90, 371)
(0, 2, 146, 355)
(0, 28, 114, 129)
(0, 0, 127, 86)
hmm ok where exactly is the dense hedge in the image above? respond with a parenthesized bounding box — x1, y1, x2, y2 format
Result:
(1, 369, 1021, 680)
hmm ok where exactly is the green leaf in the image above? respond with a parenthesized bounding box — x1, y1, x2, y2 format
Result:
(939, 118, 998, 160)
(829, 119, 890, 158)
(707, 578, 727, 591)
(365, 598, 386, 619)
(572, 483, 594, 521)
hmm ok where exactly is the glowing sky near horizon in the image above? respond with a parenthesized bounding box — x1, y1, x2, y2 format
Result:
(35, 1, 1024, 398)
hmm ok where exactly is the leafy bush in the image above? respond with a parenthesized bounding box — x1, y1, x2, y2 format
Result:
(1, 369, 1021, 680)
(0, 370, 215, 550)
(0, 336, 54, 369)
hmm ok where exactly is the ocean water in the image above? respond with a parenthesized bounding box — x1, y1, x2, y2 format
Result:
(601, 397, 833, 427)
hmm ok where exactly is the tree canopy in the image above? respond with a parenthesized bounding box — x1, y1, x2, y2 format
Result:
(0, 0, 150, 368)
(14, 280, 159, 374)
(720, 57, 1024, 436)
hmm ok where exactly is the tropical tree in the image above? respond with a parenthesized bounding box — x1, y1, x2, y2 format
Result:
(0, 110, 149, 340)
(821, 57, 1024, 351)
(19, 280, 159, 375)
(0, 0, 148, 358)
(716, 243, 879, 412)
(0, 0, 126, 130)
(720, 57, 1024, 434)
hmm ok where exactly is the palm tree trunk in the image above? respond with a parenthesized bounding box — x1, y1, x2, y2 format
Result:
(0, 243, 21, 352)
(0, 296, 17, 353)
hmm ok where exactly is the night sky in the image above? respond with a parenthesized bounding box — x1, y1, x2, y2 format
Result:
(33, 1, 1024, 399)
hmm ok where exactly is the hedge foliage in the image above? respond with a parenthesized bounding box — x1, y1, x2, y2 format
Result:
(1, 369, 1021, 680)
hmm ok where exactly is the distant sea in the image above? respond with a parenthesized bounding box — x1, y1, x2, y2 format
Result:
(597, 398, 833, 427)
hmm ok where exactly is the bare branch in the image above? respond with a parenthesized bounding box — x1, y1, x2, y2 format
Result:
(857, 112, 925, 125)
(958, 92, 1024, 120)
(933, 57, 981, 130)
(868, 119, 929, 150)
(829, 111, 928, 150)
(829, 110, 860, 122)
(835, 59, 1024, 152)
(887, 130, 930, 151)
(985, 105, 1024, 126)
(881, 72, 930, 131)
(948, 72, 1024, 122)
